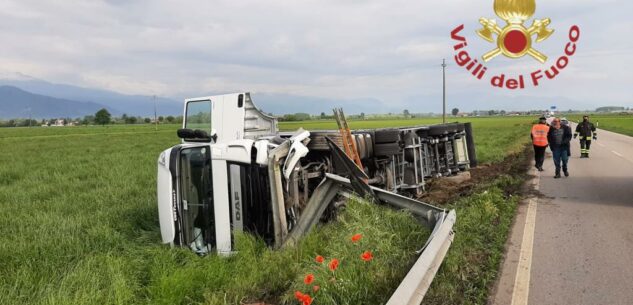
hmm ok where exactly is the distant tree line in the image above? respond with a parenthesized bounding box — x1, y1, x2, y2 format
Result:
(88, 109, 182, 125)
(0, 108, 182, 128)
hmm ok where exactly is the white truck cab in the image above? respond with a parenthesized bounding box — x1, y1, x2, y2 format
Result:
(157, 93, 277, 255)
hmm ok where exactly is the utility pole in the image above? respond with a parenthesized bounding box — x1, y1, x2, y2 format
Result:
(442, 59, 447, 124)
(153, 95, 158, 131)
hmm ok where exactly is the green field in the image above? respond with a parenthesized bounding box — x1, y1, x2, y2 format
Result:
(0, 117, 532, 305)
(566, 114, 633, 137)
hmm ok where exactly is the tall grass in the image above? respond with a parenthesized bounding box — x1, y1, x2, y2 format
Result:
(0, 117, 531, 304)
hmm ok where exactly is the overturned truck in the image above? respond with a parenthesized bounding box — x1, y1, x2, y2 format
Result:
(157, 93, 477, 304)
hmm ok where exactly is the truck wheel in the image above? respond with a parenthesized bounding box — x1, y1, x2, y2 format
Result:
(355, 134, 367, 159)
(375, 142, 401, 156)
(428, 125, 450, 136)
(364, 134, 374, 158)
(403, 132, 418, 162)
(375, 129, 400, 144)
(309, 132, 343, 151)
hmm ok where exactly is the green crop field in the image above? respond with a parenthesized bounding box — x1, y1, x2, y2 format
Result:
(0, 116, 533, 305)
(566, 114, 633, 137)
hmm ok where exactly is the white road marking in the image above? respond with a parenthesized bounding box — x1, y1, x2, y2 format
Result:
(511, 170, 540, 305)
(612, 151, 623, 157)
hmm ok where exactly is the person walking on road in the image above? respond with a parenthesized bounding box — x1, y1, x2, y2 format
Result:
(561, 118, 572, 157)
(575, 115, 597, 158)
(531, 116, 550, 171)
(548, 117, 572, 178)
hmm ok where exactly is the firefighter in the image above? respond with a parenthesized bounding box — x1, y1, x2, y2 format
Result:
(574, 115, 597, 158)
(531, 116, 550, 171)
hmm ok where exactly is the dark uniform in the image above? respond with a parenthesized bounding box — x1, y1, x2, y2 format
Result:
(575, 118, 597, 158)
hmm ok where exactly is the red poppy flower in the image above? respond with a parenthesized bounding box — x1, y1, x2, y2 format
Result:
(361, 250, 374, 262)
(294, 291, 305, 301)
(315, 255, 324, 264)
(302, 294, 313, 305)
(313, 285, 320, 293)
(303, 273, 314, 285)
(351, 233, 362, 243)
(328, 258, 339, 271)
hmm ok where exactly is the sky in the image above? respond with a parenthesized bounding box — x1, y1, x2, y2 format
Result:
(0, 0, 631, 113)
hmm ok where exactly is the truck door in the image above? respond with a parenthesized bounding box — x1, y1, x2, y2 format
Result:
(158, 144, 217, 255)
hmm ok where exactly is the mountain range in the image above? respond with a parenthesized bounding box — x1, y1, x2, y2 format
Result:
(0, 72, 619, 119)
(0, 86, 116, 119)
(0, 73, 181, 119)
(0, 73, 398, 119)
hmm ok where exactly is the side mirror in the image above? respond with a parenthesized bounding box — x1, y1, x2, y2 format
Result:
(177, 128, 215, 142)
(210, 128, 218, 142)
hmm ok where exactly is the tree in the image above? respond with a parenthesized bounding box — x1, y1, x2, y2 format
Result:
(451, 108, 459, 116)
(360, 112, 365, 120)
(166, 116, 175, 123)
(128, 116, 138, 124)
(158, 116, 164, 122)
(144, 118, 151, 123)
(403, 109, 410, 117)
(320, 112, 326, 119)
(82, 115, 95, 125)
(95, 108, 111, 125)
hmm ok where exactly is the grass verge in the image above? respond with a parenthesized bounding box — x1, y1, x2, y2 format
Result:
(567, 114, 633, 137)
(424, 148, 529, 304)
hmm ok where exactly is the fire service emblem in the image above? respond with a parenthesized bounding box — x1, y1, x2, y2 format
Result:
(477, 0, 553, 63)
(449, 0, 580, 90)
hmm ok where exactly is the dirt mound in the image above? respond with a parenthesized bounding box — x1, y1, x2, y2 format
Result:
(419, 147, 531, 205)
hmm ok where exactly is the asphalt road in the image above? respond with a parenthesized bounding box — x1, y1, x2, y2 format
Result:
(492, 126, 633, 305)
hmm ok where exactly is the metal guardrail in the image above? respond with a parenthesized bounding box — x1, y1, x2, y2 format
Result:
(386, 210, 456, 305)
(283, 174, 456, 304)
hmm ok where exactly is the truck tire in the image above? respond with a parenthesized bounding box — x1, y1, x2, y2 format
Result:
(355, 134, 367, 159)
(428, 125, 450, 137)
(375, 129, 400, 144)
(364, 134, 374, 158)
(415, 128, 429, 138)
(403, 167, 416, 185)
(403, 132, 418, 162)
(309, 132, 343, 151)
(375, 142, 401, 156)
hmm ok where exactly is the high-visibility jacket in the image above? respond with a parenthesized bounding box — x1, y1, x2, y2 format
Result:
(531, 124, 550, 147)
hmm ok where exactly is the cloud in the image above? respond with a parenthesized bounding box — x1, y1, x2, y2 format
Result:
(0, 0, 631, 112)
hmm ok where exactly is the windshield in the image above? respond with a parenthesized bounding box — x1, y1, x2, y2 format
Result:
(185, 100, 212, 134)
(179, 146, 214, 254)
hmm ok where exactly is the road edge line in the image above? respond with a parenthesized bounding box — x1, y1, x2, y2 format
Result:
(510, 169, 540, 305)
